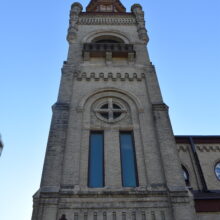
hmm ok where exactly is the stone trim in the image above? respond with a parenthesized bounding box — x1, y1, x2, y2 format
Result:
(94, 97, 127, 123)
(152, 103, 169, 111)
(74, 72, 145, 81)
(196, 145, 220, 152)
(82, 30, 130, 44)
(77, 88, 144, 113)
(57, 210, 168, 219)
(79, 14, 136, 25)
(177, 145, 189, 152)
(177, 143, 220, 152)
(52, 103, 70, 111)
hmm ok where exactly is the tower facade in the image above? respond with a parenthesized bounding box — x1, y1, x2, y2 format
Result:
(32, 1, 197, 219)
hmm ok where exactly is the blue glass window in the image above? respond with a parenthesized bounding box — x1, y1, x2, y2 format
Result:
(120, 132, 138, 187)
(88, 132, 104, 188)
(215, 162, 220, 181)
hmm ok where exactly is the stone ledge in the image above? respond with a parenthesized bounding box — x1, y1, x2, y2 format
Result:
(152, 103, 169, 111)
(52, 103, 70, 111)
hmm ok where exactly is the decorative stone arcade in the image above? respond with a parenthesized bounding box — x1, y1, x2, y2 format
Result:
(31, 1, 197, 220)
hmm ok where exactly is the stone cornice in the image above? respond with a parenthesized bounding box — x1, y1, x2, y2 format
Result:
(79, 13, 136, 25)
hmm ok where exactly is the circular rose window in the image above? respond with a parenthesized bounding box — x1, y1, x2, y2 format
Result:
(215, 162, 220, 181)
(95, 98, 127, 123)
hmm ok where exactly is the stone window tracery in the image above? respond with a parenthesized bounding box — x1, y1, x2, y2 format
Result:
(94, 98, 127, 123)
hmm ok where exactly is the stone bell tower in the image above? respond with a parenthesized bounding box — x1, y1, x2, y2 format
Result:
(32, 1, 197, 219)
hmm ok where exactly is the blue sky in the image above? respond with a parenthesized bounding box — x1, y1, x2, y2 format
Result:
(0, 0, 219, 219)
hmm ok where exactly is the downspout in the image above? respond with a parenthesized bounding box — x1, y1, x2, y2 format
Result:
(189, 136, 208, 192)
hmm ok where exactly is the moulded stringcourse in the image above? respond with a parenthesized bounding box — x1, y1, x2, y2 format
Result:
(177, 145, 189, 152)
(196, 145, 220, 152)
(78, 14, 136, 25)
(59, 210, 166, 220)
(152, 103, 169, 111)
(74, 72, 145, 81)
(177, 144, 220, 153)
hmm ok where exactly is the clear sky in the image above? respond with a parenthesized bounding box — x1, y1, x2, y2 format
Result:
(0, 0, 219, 219)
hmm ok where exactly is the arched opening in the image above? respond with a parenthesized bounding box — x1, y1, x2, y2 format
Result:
(92, 35, 124, 44)
(83, 35, 135, 61)
(83, 31, 130, 44)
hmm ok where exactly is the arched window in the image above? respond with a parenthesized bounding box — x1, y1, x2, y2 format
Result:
(182, 165, 190, 186)
(83, 34, 134, 61)
(92, 35, 124, 44)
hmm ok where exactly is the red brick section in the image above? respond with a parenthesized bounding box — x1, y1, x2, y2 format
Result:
(175, 136, 220, 144)
(195, 199, 220, 212)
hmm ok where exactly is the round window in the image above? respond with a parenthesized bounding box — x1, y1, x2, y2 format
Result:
(215, 162, 220, 180)
(95, 98, 127, 123)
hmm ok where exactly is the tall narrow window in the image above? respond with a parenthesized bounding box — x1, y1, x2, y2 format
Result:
(120, 132, 138, 187)
(182, 165, 190, 186)
(88, 131, 104, 188)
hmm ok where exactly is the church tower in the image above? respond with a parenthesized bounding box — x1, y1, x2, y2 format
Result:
(32, 1, 197, 219)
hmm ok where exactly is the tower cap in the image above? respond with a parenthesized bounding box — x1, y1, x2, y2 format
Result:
(86, 0, 126, 13)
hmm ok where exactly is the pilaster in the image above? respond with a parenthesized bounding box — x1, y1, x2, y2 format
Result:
(40, 103, 69, 191)
(152, 103, 185, 190)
